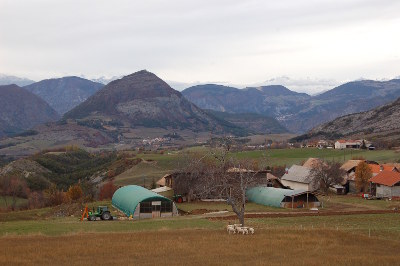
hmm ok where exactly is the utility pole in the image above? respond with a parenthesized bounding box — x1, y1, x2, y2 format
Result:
(343, 149, 345, 162)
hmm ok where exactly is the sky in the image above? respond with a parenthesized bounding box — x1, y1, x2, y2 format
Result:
(0, 0, 399, 94)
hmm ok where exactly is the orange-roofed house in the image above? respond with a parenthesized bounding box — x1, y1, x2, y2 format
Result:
(368, 164, 399, 176)
(369, 171, 400, 198)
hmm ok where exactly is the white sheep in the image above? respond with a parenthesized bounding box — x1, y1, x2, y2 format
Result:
(248, 227, 255, 234)
(227, 226, 236, 234)
(226, 225, 235, 232)
(236, 227, 248, 235)
(233, 224, 242, 230)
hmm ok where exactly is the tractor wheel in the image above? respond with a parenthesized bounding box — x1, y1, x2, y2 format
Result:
(101, 211, 111, 220)
(176, 197, 183, 203)
(89, 215, 96, 221)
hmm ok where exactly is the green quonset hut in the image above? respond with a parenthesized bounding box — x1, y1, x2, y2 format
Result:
(112, 185, 178, 219)
(246, 187, 320, 209)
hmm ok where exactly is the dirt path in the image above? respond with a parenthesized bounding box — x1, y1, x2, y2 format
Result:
(208, 209, 400, 220)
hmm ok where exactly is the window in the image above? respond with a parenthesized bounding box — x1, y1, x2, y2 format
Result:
(161, 201, 173, 213)
(140, 202, 152, 213)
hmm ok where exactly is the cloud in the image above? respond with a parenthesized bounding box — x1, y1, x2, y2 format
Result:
(0, 0, 399, 93)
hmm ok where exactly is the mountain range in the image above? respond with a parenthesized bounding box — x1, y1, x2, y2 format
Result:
(182, 79, 400, 133)
(1, 70, 400, 151)
(0, 84, 59, 137)
(63, 70, 243, 135)
(24, 77, 104, 115)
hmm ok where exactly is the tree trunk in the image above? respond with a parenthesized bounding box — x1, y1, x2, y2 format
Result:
(238, 212, 245, 226)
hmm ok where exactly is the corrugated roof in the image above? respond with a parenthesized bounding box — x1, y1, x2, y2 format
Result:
(281, 165, 311, 184)
(112, 185, 171, 216)
(369, 171, 400, 187)
(246, 187, 310, 208)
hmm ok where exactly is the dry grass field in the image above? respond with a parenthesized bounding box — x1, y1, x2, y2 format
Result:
(1, 198, 400, 265)
(1, 229, 399, 265)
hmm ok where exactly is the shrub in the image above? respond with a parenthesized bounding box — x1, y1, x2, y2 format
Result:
(66, 184, 83, 202)
(98, 181, 117, 200)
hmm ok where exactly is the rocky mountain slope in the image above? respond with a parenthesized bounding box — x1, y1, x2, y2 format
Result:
(182, 79, 400, 133)
(24, 77, 104, 115)
(306, 97, 400, 142)
(206, 110, 288, 134)
(0, 85, 59, 137)
(64, 70, 243, 134)
(183, 84, 310, 125)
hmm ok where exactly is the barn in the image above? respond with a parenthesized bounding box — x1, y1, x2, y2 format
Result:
(246, 186, 320, 209)
(112, 185, 178, 219)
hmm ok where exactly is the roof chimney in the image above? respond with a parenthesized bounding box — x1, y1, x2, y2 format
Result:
(380, 165, 384, 172)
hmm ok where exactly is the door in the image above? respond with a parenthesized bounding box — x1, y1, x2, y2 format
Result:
(152, 201, 161, 218)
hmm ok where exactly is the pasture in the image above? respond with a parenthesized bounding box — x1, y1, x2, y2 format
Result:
(1, 212, 400, 265)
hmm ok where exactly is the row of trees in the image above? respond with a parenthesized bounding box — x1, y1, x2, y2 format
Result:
(0, 173, 118, 211)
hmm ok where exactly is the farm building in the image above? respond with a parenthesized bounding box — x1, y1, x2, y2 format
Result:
(112, 185, 178, 219)
(369, 171, 400, 198)
(246, 187, 320, 209)
(341, 160, 364, 193)
(151, 186, 174, 199)
(281, 165, 317, 191)
(156, 174, 173, 187)
(334, 140, 362, 149)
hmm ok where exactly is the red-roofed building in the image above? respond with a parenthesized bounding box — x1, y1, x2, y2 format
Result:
(334, 140, 362, 149)
(369, 171, 400, 198)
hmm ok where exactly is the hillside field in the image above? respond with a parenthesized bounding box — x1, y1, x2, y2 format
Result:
(113, 148, 400, 186)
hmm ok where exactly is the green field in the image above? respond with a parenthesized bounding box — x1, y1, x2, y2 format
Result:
(113, 148, 400, 185)
(0, 197, 28, 209)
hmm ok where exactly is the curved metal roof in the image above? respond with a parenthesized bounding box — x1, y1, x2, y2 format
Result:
(112, 185, 171, 216)
(246, 187, 309, 208)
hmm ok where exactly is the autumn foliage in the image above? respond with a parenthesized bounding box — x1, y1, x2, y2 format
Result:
(66, 184, 83, 202)
(98, 180, 118, 200)
(355, 161, 372, 193)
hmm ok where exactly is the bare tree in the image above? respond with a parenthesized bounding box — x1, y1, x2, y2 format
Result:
(309, 160, 346, 193)
(0, 175, 29, 210)
(221, 162, 263, 226)
(174, 137, 266, 225)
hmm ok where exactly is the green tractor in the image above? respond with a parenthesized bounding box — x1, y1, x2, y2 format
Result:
(88, 206, 113, 221)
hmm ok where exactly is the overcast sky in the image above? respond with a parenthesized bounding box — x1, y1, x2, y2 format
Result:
(0, 0, 399, 93)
